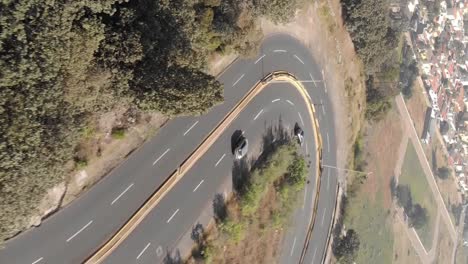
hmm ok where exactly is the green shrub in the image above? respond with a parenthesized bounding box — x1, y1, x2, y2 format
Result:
(111, 127, 126, 139)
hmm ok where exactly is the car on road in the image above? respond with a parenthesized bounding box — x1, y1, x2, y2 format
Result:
(234, 133, 248, 159)
(294, 124, 304, 146)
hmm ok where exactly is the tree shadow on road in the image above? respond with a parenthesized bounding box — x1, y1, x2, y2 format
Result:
(213, 193, 227, 223)
(162, 249, 181, 264)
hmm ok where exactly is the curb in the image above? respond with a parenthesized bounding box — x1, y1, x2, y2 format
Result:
(85, 72, 319, 263)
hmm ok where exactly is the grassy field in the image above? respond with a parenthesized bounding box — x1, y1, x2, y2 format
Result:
(344, 192, 394, 263)
(399, 141, 438, 250)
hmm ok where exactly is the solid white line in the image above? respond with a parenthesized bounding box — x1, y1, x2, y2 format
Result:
(290, 236, 297, 256)
(153, 148, 170, 166)
(294, 54, 305, 64)
(272, 98, 280, 103)
(312, 248, 317, 264)
(136, 242, 151, 260)
(66, 220, 93, 242)
(166, 209, 180, 223)
(273, 49, 287, 53)
(305, 142, 309, 155)
(215, 153, 226, 167)
(254, 109, 264, 121)
(111, 183, 134, 205)
(232, 74, 245, 87)
(322, 207, 327, 226)
(254, 54, 265, 64)
(286, 100, 294, 106)
(303, 184, 308, 209)
(32, 257, 43, 264)
(183, 120, 199, 136)
(193, 179, 204, 192)
(326, 133, 330, 153)
(298, 112, 304, 126)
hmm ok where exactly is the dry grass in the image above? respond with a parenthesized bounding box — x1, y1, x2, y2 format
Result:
(205, 190, 284, 264)
(392, 218, 422, 264)
(343, 107, 403, 263)
(435, 219, 455, 264)
(405, 81, 428, 137)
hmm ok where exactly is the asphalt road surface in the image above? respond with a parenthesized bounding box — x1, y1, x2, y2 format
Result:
(0, 34, 337, 264)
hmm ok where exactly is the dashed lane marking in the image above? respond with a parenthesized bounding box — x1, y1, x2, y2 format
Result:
(232, 74, 245, 87)
(272, 98, 280, 103)
(254, 109, 264, 121)
(294, 54, 305, 64)
(193, 179, 204, 192)
(215, 153, 226, 167)
(166, 209, 180, 223)
(286, 100, 294, 106)
(111, 183, 134, 205)
(32, 258, 43, 264)
(153, 148, 170, 166)
(254, 54, 265, 64)
(66, 221, 93, 242)
(183, 121, 199, 136)
(136, 242, 151, 260)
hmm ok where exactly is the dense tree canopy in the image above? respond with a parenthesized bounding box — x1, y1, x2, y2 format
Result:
(0, 0, 300, 242)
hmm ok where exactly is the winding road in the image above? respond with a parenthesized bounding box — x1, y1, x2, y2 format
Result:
(0, 34, 338, 264)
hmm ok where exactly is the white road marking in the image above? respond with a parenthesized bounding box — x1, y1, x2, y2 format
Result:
(326, 133, 330, 153)
(305, 142, 309, 155)
(303, 183, 308, 209)
(183, 120, 199, 136)
(321, 104, 325, 115)
(321, 69, 328, 93)
(290, 236, 297, 256)
(254, 109, 264, 121)
(215, 153, 226, 167)
(272, 98, 280, 103)
(254, 54, 265, 64)
(273, 49, 287, 53)
(286, 100, 294, 106)
(193, 179, 204, 192)
(111, 183, 134, 205)
(312, 248, 317, 264)
(153, 148, 170, 166)
(156, 245, 163, 257)
(322, 207, 328, 226)
(232, 74, 245, 87)
(167, 209, 180, 223)
(298, 112, 304, 126)
(327, 169, 330, 190)
(136, 242, 151, 260)
(32, 258, 43, 264)
(294, 54, 305, 64)
(66, 220, 93, 242)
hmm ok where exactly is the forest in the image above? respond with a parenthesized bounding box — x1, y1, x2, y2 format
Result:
(0, 0, 302, 241)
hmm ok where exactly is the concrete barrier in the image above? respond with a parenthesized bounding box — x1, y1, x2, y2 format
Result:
(85, 72, 321, 263)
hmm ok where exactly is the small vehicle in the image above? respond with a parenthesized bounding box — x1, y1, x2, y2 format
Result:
(234, 133, 249, 159)
(294, 124, 304, 146)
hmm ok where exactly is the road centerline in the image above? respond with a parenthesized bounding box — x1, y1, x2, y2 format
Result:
(153, 148, 170, 166)
(183, 120, 199, 136)
(215, 153, 226, 167)
(111, 183, 134, 205)
(253, 109, 264, 121)
(136, 242, 151, 260)
(166, 209, 180, 223)
(66, 220, 93, 242)
(232, 74, 245, 87)
(193, 179, 204, 192)
(254, 54, 265, 64)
